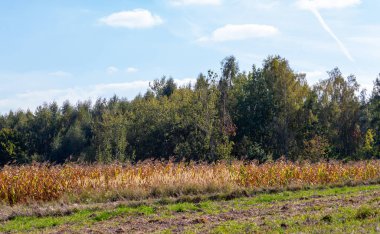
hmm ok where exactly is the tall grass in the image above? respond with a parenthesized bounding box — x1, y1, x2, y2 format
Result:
(1, 160, 380, 205)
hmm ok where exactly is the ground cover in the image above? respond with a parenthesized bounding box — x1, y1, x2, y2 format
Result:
(0, 184, 379, 233)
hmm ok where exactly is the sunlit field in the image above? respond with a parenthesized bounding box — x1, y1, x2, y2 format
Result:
(1, 160, 380, 206)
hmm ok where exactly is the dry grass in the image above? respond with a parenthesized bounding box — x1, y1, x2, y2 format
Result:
(1, 160, 380, 205)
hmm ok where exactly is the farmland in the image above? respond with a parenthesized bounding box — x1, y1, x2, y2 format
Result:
(0, 183, 379, 233)
(1, 160, 380, 205)
(1, 0, 380, 233)
(0, 160, 380, 232)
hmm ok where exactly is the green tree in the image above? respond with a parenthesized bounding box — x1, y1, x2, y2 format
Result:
(314, 68, 361, 158)
(235, 56, 309, 160)
(0, 128, 28, 164)
(0, 128, 17, 164)
(93, 111, 129, 163)
(369, 76, 380, 157)
(149, 76, 177, 98)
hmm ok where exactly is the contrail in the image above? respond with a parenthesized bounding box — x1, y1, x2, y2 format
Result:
(310, 7, 354, 62)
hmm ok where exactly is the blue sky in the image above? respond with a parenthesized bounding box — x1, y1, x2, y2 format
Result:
(0, 0, 379, 113)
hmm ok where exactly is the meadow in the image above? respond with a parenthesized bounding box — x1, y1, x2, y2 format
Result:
(1, 177, 380, 233)
(1, 160, 380, 206)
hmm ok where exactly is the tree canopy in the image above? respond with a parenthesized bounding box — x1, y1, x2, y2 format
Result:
(0, 56, 379, 164)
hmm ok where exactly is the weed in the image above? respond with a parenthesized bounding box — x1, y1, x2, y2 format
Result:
(1, 160, 380, 205)
(355, 206, 377, 220)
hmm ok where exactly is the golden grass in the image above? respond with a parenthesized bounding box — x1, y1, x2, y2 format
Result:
(1, 160, 380, 205)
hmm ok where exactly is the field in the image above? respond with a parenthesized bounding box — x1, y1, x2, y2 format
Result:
(1, 160, 380, 205)
(1, 160, 380, 233)
(0, 184, 379, 233)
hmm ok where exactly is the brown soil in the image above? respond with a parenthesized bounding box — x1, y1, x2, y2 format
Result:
(50, 189, 380, 234)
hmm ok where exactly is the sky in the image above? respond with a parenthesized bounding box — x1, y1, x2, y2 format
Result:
(0, 0, 379, 113)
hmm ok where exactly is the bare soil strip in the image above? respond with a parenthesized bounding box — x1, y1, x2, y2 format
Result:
(44, 187, 380, 234)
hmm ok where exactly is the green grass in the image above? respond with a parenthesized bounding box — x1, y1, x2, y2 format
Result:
(0, 205, 155, 232)
(278, 206, 377, 232)
(210, 205, 380, 233)
(167, 202, 200, 212)
(197, 200, 223, 214)
(92, 204, 155, 221)
(1, 183, 380, 233)
(355, 206, 378, 220)
(0, 210, 93, 232)
(211, 221, 258, 234)
(166, 201, 223, 214)
(234, 184, 380, 208)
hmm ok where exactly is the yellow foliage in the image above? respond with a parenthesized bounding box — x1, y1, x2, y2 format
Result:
(0, 160, 380, 205)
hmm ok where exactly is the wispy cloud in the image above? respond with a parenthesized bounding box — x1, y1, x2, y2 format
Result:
(305, 70, 323, 78)
(0, 78, 197, 113)
(126, 67, 139, 73)
(107, 66, 139, 75)
(0, 81, 150, 113)
(296, 0, 358, 62)
(99, 9, 163, 29)
(310, 8, 354, 62)
(170, 0, 221, 6)
(198, 24, 279, 42)
(302, 70, 325, 84)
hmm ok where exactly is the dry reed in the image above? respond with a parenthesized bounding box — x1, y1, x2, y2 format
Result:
(1, 160, 380, 205)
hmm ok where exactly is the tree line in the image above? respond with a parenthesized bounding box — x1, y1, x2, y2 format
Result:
(1, 55, 380, 165)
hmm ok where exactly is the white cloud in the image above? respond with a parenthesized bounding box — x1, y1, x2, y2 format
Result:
(297, 0, 361, 10)
(91, 81, 150, 95)
(108, 66, 139, 74)
(126, 67, 139, 73)
(296, 1, 356, 62)
(0, 81, 150, 113)
(48, 71, 72, 77)
(107, 66, 119, 75)
(99, 9, 163, 29)
(0, 78, 196, 113)
(174, 78, 196, 86)
(199, 24, 279, 42)
(302, 70, 325, 84)
(311, 9, 354, 62)
(305, 70, 323, 78)
(170, 0, 221, 6)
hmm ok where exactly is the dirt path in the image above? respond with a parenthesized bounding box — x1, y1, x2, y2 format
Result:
(50, 189, 380, 234)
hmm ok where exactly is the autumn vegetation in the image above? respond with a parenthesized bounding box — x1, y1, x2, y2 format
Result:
(1, 55, 380, 208)
(1, 160, 380, 205)
(0, 56, 380, 165)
